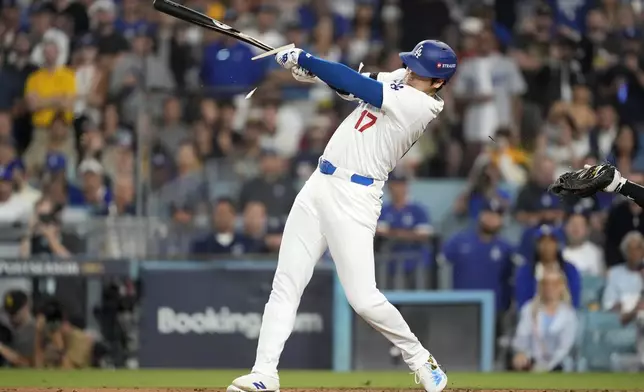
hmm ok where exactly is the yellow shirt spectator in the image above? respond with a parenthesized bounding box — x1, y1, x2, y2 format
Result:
(207, 2, 226, 20)
(25, 66, 76, 128)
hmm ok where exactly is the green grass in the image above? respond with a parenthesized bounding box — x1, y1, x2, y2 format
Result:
(0, 370, 642, 389)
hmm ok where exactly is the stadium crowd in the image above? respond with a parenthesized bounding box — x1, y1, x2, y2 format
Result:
(0, 0, 642, 371)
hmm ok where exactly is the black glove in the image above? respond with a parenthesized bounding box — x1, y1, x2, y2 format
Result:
(549, 164, 619, 198)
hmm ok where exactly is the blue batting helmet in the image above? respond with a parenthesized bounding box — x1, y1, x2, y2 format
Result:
(399, 40, 458, 81)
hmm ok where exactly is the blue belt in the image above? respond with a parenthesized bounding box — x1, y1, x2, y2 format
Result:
(318, 159, 375, 186)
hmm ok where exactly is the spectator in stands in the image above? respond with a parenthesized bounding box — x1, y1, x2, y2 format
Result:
(191, 198, 249, 256)
(219, 97, 239, 135)
(115, 0, 150, 41)
(241, 201, 282, 254)
(515, 225, 581, 309)
(20, 197, 82, 258)
(377, 171, 433, 286)
(43, 0, 90, 36)
(8, 159, 41, 208)
(548, 84, 596, 139)
(514, 156, 558, 225)
(24, 111, 77, 178)
(0, 111, 13, 142)
(300, 7, 345, 61)
(100, 176, 135, 217)
(517, 193, 565, 260)
(589, 103, 619, 161)
(73, 158, 111, 212)
(292, 115, 330, 181)
(155, 201, 196, 256)
(440, 199, 516, 311)
(101, 102, 131, 144)
(6, 32, 39, 152)
(199, 98, 220, 131)
(0, 290, 35, 367)
(238, 149, 296, 229)
(452, 27, 526, 169)
(483, 127, 530, 186)
(0, 164, 32, 224)
(454, 161, 511, 220)
(0, 64, 25, 139)
(102, 130, 135, 182)
(72, 34, 105, 126)
(110, 24, 175, 125)
(258, 97, 305, 159)
(88, 0, 129, 58)
(243, 4, 286, 56)
(512, 269, 578, 372)
(149, 151, 174, 193)
(41, 153, 82, 207)
(234, 116, 264, 181)
(606, 124, 644, 174)
(192, 121, 217, 161)
(77, 118, 105, 163)
(213, 110, 244, 161)
(156, 96, 189, 158)
(346, 0, 380, 66)
(562, 213, 605, 276)
(25, 40, 76, 155)
(156, 141, 207, 218)
(200, 12, 267, 98)
(34, 298, 93, 368)
(0, 1, 21, 50)
(603, 231, 644, 324)
(298, 0, 350, 41)
(604, 50, 644, 127)
(605, 198, 644, 267)
(545, 112, 587, 177)
(30, 6, 70, 67)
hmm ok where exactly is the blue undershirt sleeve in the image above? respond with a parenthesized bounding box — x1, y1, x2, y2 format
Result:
(298, 52, 384, 108)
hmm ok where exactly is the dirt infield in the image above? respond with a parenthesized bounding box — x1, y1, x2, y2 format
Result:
(0, 389, 623, 392)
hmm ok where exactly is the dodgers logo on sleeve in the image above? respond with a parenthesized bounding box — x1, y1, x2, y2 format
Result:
(390, 82, 404, 91)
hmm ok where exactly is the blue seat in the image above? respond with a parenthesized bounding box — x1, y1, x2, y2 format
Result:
(578, 311, 638, 371)
(580, 275, 605, 308)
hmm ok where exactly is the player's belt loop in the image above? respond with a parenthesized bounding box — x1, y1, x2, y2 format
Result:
(318, 159, 375, 186)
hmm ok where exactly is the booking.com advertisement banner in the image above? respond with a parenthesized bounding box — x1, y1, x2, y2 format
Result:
(138, 264, 334, 368)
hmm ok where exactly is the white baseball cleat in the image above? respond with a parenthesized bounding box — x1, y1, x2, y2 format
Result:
(227, 373, 280, 392)
(414, 355, 448, 392)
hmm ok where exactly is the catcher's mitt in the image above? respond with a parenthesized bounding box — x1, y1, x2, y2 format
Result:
(549, 164, 617, 198)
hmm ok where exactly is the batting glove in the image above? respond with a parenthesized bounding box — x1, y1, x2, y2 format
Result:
(291, 66, 317, 83)
(276, 48, 303, 70)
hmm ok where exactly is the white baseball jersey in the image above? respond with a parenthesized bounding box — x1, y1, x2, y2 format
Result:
(321, 68, 444, 181)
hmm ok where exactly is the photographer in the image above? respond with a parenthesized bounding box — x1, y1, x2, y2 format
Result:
(20, 198, 71, 258)
(34, 299, 93, 369)
(0, 290, 36, 367)
(20, 197, 86, 323)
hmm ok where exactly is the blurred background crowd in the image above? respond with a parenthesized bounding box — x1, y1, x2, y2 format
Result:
(0, 0, 642, 372)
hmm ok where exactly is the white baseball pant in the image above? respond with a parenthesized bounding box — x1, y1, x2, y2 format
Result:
(251, 170, 430, 377)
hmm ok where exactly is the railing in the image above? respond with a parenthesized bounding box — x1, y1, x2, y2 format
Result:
(0, 256, 493, 371)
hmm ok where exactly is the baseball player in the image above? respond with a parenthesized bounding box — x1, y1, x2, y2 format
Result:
(550, 163, 644, 208)
(227, 40, 457, 392)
